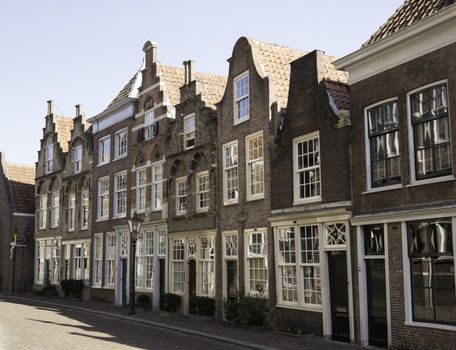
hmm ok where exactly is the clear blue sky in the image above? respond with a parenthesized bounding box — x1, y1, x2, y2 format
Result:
(0, 0, 404, 164)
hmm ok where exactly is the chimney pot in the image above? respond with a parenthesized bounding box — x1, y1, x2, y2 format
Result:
(75, 104, 84, 117)
(47, 100, 54, 115)
(183, 60, 196, 84)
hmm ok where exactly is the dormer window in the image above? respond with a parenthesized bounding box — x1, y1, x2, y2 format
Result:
(184, 114, 195, 149)
(234, 71, 249, 125)
(74, 145, 83, 173)
(45, 144, 54, 174)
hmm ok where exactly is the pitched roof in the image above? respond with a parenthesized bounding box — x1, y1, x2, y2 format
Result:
(4, 162, 35, 214)
(364, 0, 456, 47)
(53, 116, 73, 153)
(159, 65, 226, 109)
(247, 38, 348, 109)
(107, 69, 142, 108)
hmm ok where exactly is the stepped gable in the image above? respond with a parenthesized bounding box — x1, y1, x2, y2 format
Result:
(4, 162, 35, 213)
(53, 116, 73, 153)
(364, 0, 456, 46)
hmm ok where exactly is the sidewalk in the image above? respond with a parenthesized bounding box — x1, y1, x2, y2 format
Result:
(1, 294, 356, 350)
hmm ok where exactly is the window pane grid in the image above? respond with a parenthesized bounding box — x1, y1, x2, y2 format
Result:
(224, 143, 238, 202)
(296, 137, 321, 199)
(247, 134, 264, 197)
(197, 173, 210, 210)
(115, 173, 127, 216)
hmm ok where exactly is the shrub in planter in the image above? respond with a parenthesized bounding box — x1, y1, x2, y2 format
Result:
(137, 294, 152, 311)
(223, 295, 268, 327)
(160, 293, 181, 312)
(61, 279, 84, 299)
(189, 296, 215, 316)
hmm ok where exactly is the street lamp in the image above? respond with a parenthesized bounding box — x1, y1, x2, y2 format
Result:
(127, 211, 143, 315)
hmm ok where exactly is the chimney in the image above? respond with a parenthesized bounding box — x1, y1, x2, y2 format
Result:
(143, 40, 158, 68)
(183, 60, 196, 85)
(47, 100, 54, 115)
(75, 104, 84, 117)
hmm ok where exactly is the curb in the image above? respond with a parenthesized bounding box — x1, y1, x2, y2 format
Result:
(3, 295, 280, 350)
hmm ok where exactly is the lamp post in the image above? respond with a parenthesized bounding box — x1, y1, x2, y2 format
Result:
(127, 211, 143, 315)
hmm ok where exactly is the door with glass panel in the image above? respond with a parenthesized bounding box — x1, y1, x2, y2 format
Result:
(364, 224, 388, 348)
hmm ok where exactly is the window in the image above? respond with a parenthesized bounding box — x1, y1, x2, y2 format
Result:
(115, 128, 128, 159)
(135, 233, 144, 288)
(145, 109, 155, 140)
(246, 131, 264, 200)
(144, 231, 154, 289)
(39, 194, 47, 229)
(51, 240, 60, 284)
(45, 144, 54, 174)
(367, 101, 400, 188)
(223, 141, 238, 205)
(172, 239, 185, 293)
(50, 191, 60, 228)
(152, 163, 163, 211)
(67, 193, 75, 231)
(184, 114, 195, 149)
(275, 225, 322, 308)
(98, 136, 111, 165)
(106, 233, 116, 286)
(136, 168, 148, 213)
(176, 177, 188, 215)
(407, 219, 455, 325)
(97, 176, 109, 219)
(114, 172, 127, 217)
(36, 241, 44, 283)
(410, 83, 451, 180)
(293, 132, 321, 204)
(80, 190, 89, 230)
(93, 234, 103, 285)
(225, 233, 238, 257)
(74, 145, 83, 173)
(200, 237, 215, 296)
(196, 171, 209, 212)
(74, 243, 89, 281)
(245, 230, 268, 295)
(234, 72, 249, 124)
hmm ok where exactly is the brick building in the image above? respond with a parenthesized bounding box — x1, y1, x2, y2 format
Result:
(215, 37, 306, 317)
(0, 153, 35, 293)
(166, 60, 225, 314)
(35, 101, 93, 298)
(335, 0, 456, 348)
(270, 50, 351, 340)
(88, 67, 141, 305)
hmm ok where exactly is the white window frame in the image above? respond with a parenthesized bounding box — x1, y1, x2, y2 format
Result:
(246, 131, 264, 201)
(80, 190, 89, 230)
(293, 131, 322, 205)
(39, 194, 47, 229)
(196, 171, 210, 212)
(136, 167, 148, 213)
(199, 236, 215, 296)
(50, 191, 60, 228)
(233, 71, 250, 125)
(93, 233, 103, 286)
(67, 193, 76, 231)
(105, 233, 116, 287)
(274, 224, 322, 310)
(45, 144, 54, 174)
(144, 109, 155, 140)
(97, 176, 109, 220)
(176, 176, 188, 215)
(184, 114, 196, 150)
(115, 128, 128, 159)
(35, 240, 45, 283)
(171, 238, 185, 294)
(152, 162, 164, 211)
(74, 145, 83, 174)
(98, 136, 111, 165)
(73, 242, 89, 281)
(245, 228, 268, 296)
(407, 80, 454, 186)
(223, 140, 239, 205)
(114, 171, 127, 218)
(364, 97, 403, 193)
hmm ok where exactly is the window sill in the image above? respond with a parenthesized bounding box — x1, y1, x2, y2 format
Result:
(97, 162, 110, 167)
(196, 208, 209, 214)
(293, 197, 322, 206)
(404, 321, 456, 332)
(233, 116, 249, 126)
(362, 184, 403, 195)
(276, 303, 323, 312)
(406, 175, 455, 187)
(247, 194, 265, 202)
(103, 285, 115, 290)
(96, 217, 109, 222)
(113, 155, 127, 162)
(223, 200, 239, 206)
(112, 214, 127, 219)
(81, 227, 88, 231)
